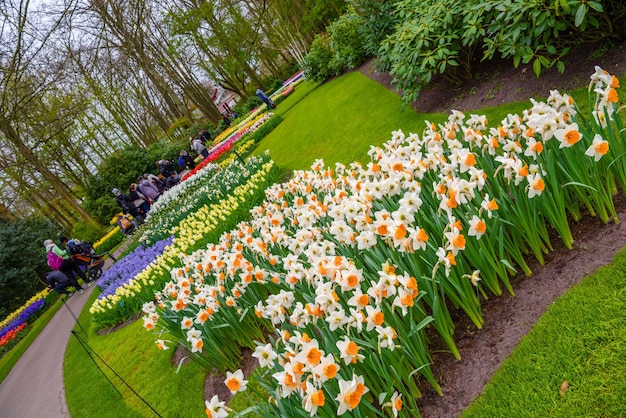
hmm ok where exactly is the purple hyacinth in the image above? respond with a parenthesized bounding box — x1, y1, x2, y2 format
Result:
(0, 299, 46, 339)
(97, 237, 174, 300)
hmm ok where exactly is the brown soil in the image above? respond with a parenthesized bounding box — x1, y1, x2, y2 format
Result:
(357, 39, 626, 417)
(359, 40, 626, 114)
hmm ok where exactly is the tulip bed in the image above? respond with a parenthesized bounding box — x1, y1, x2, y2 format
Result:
(142, 68, 624, 417)
(90, 154, 281, 329)
(0, 290, 49, 358)
(183, 113, 278, 182)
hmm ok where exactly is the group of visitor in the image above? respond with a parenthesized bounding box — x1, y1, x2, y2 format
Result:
(42, 237, 94, 297)
(112, 171, 164, 235)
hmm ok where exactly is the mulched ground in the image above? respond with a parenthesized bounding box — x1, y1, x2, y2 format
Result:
(358, 38, 626, 417)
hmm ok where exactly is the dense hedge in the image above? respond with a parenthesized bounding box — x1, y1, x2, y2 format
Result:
(318, 0, 625, 105)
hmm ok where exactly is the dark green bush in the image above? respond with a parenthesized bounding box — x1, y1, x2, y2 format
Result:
(0, 217, 62, 318)
(71, 221, 104, 243)
(233, 95, 263, 116)
(303, 33, 338, 83)
(377, 0, 617, 106)
(329, 11, 369, 70)
(350, 0, 399, 56)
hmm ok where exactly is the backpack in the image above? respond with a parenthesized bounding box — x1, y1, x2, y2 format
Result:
(47, 250, 64, 270)
(120, 216, 132, 230)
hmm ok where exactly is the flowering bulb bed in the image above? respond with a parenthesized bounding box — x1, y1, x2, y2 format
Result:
(0, 291, 48, 355)
(90, 155, 279, 329)
(143, 68, 624, 416)
(183, 112, 276, 182)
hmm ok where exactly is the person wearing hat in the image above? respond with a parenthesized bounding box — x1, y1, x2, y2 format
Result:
(44, 239, 86, 292)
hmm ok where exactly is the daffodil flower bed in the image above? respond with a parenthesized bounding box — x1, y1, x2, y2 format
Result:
(144, 68, 624, 417)
(90, 158, 279, 329)
(142, 155, 272, 246)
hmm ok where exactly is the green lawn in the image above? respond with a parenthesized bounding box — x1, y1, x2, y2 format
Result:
(64, 289, 207, 418)
(463, 247, 626, 417)
(255, 72, 448, 172)
(57, 69, 626, 417)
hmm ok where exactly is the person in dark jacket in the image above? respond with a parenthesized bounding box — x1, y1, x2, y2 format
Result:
(198, 129, 211, 144)
(156, 160, 176, 177)
(44, 270, 76, 296)
(129, 183, 151, 215)
(256, 88, 276, 109)
(178, 150, 196, 171)
(113, 188, 145, 224)
(165, 171, 180, 190)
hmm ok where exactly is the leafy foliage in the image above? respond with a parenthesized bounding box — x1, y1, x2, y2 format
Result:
(350, 0, 400, 56)
(70, 221, 104, 243)
(377, 0, 619, 106)
(303, 33, 340, 83)
(304, 10, 370, 83)
(0, 218, 61, 319)
(233, 95, 263, 116)
(329, 11, 369, 70)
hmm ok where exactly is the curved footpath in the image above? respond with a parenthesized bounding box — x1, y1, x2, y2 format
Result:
(0, 242, 129, 418)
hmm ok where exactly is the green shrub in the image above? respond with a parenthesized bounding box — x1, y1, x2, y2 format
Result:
(233, 95, 263, 116)
(479, 0, 608, 76)
(329, 11, 369, 70)
(377, 0, 617, 106)
(303, 33, 338, 83)
(71, 221, 104, 243)
(351, 0, 399, 56)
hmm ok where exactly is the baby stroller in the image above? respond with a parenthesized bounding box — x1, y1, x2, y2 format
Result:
(68, 241, 106, 282)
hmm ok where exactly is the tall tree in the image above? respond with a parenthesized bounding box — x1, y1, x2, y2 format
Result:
(0, 0, 95, 223)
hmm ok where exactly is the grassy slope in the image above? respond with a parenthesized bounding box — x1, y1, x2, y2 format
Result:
(463, 247, 626, 417)
(64, 289, 207, 418)
(255, 72, 447, 171)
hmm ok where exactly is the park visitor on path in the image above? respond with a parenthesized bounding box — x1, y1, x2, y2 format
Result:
(44, 239, 87, 292)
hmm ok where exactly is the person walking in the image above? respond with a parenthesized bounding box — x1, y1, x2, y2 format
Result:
(190, 136, 209, 159)
(44, 239, 86, 292)
(256, 87, 276, 109)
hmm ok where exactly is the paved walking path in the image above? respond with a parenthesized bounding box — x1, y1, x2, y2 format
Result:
(0, 243, 129, 417)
